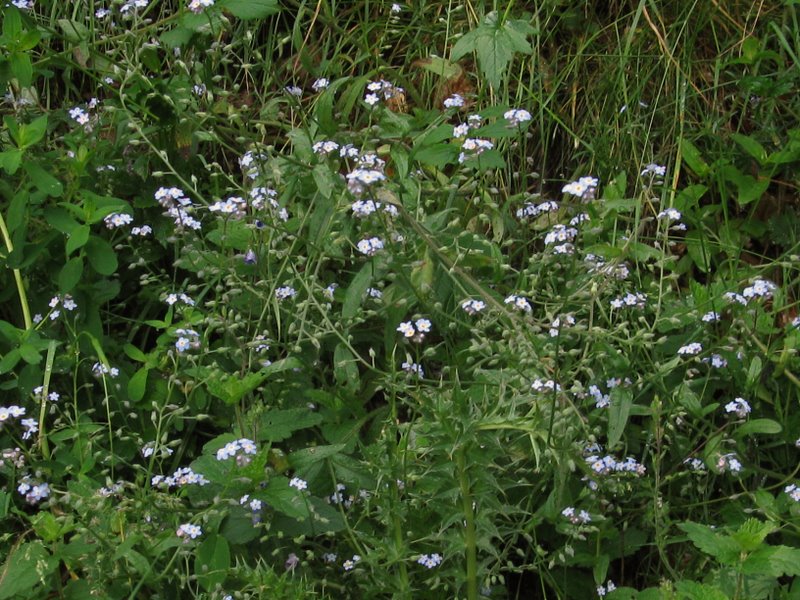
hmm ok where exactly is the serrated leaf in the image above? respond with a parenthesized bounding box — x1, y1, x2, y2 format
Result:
(257, 409, 323, 443)
(0, 541, 58, 599)
(741, 545, 800, 577)
(678, 522, 740, 565)
(289, 443, 346, 471)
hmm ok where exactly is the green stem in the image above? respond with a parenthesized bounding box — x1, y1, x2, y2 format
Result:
(456, 447, 478, 600)
(37, 341, 57, 460)
(0, 210, 32, 330)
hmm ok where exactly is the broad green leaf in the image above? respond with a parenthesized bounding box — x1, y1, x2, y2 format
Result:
(0, 150, 22, 174)
(18, 343, 41, 364)
(289, 443, 346, 471)
(685, 230, 711, 272)
(10, 53, 33, 88)
(731, 133, 767, 164)
(257, 408, 323, 443)
(45, 207, 81, 233)
(677, 522, 740, 565)
(413, 56, 462, 79)
(206, 372, 267, 405)
(18, 115, 47, 148)
(3, 7, 22, 40)
(731, 518, 776, 552)
(57, 19, 89, 42)
(194, 535, 230, 592)
(735, 418, 782, 437)
(0, 349, 21, 374)
(741, 545, 800, 577)
(65, 224, 90, 256)
(128, 367, 148, 403)
(23, 162, 63, 197)
(85, 236, 117, 275)
(680, 139, 710, 177)
(58, 257, 84, 292)
(413, 143, 458, 167)
(674, 580, 728, 600)
(343, 263, 373, 319)
(6, 191, 27, 234)
(314, 77, 349, 136)
(333, 343, 359, 392)
(261, 477, 311, 520)
(219, 0, 280, 19)
(607, 387, 632, 448)
(312, 163, 335, 199)
(0, 541, 58, 599)
(31, 512, 61, 543)
(451, 13, 532, 90)
(719, 164, 769, 206)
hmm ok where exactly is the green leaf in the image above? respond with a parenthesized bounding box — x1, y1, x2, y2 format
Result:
(17, 343, 41, 364)
(10, 53, 33, 88)
(219, 0, 280, 19)
(206, 372, 268, 405)
(413, 143, 458, 167)
(741, 545, 800, 577)
(333, 343, 359, 392)
(65, 224, 90, 256)
(6, 191, 27, 234)
(289, 443, 346, 472)
(0, 541, 58, 599)
(0, 349, 21, 375)
(194, 534, 230, 592)
(343, 263, 373, 319)
(719, 164, 769, 206)
(451, 12, 532, 90)
(57, 19, 89, 43)
(85, 236, 118, 275)
(58, 257, 84, 292)
(607, 387, 632, 448)
(731, 133, 767, 164)
(731, 518, 776, 552)
(23, 162, 63, 197)
(735, 418, 782, 436)
(414, 56, 462, 79)
(312, 163, 335, 199)
(18, 115, 47, 149)
(31, 512, 61, 543)
(45, 207, 81, 233)
(0, 150, 23, 174)
(677, 522, 740, 565)
(258, 408, 323, 443)
(261, 477, 311, 520)
(680, 139, 710, 177)
(3, 7, 22, 40)
(128, 367, 148, 403)
(674, 580, 729, 600)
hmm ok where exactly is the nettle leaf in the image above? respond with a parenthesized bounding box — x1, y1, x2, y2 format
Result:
(741, 545, 800, 577)
(678, 522, 740, 565)
(218, 0, 280, 20)
(451, 12, 533, 90)
(257, 408, 323, 443)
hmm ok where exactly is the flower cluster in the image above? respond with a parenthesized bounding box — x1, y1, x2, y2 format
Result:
(504, 108, 532, 126)
(187, 0, 214, 13)
(784, 483, 800, 502)
(401, 360, 424, 378)
(357, 237, 384, 256)
(561, 506, 591, 524)
(346, 168, 386, 196)
(343, 554, 362, 571)
(458, 138, 493, 164)
(165, 292, 195, 307)
(516, 199, 559, 220)
(397, 318, 432, 342)
(640, 163, 666, 179)
(724, 397, 751, 418)
(610, 292, 647, 309)
(177, 523, 202, 540)
(68, 98, 99, 128)
(585, 454, 646, 476)
(0, 405, 26, 430)
(289, 477, 308, 491)
(417, 553, 443, 568)
(240, 494, 263, 512)
(461, 298, 486, 315)
(104, 212, 133, 229)
(716, 453, 743, 474)
(443, 94, 465, 108)
(587, 385, 610, 409)
(216, 438, 257, 461)
(562, 176, 598, 201)
(151, 466, 209, 488)
(504, 294, 532, 313)
(91, 362, 119, 378)
(154, 187, 201, 231)
(677, 342, 702, 356)
(240, 150, 267, 179)
(275, 286, 297, 301)
(364, 79, 405, 107)
(327, 483, 355, 508)
(209, 196, 247, 218)
(597, 581, 617, 597)
(585, 254, 630, 280)
(313, 140, 340, 155)
(174, 328, 200, 353)
(18, 475, 50, 505)
(531, 378, 561, 393)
